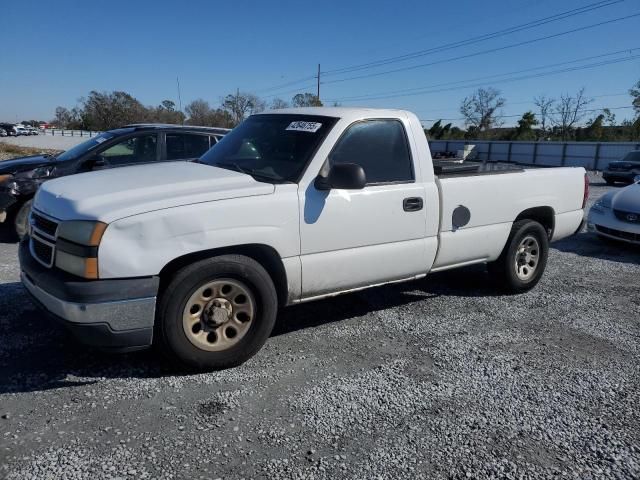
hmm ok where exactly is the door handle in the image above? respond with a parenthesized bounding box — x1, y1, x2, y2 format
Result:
(403, 197, 423, 212)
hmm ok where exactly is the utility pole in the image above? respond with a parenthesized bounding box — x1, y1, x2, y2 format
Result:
(316, 64, 321, 101)
(176, 76, 183, 124)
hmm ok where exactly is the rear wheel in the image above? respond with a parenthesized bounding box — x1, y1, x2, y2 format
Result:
(488, 219, 549, 293)
(14, 199, 32, 240)
(156, 255, 278, 370)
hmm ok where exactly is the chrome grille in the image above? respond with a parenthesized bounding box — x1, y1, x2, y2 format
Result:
(31, 211, 58, 237)
(31, 235, 54, 267)
(29, 210, 59, 268)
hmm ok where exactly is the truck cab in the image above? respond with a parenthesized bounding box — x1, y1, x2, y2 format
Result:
(19, 108, 587, 370)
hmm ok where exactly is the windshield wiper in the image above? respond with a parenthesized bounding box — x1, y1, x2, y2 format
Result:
(214, 162, 285, 184)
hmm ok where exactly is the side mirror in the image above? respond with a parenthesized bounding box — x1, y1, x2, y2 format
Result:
(90, 155, 108, 170)
(315, 163, 366, 190)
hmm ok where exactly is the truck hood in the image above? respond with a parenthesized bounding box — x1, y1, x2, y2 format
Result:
(34, 161, 275, 222)
(610, 183, 640, 213)
(0, 154, 55, 174)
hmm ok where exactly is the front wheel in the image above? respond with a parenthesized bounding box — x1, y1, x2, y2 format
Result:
(156, 255, 278, 371)
(488, 220, 549, 293)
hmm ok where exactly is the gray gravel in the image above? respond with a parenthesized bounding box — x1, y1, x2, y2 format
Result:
(0, 172, 639, 479)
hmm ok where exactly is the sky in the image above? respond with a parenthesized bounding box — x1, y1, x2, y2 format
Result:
(0, 0, 639, 127)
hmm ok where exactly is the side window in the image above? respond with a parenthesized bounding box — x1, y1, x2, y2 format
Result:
(166, 134, 211, 160)
(99, 134, 157, 166)
(184, 134, 211, 158)
(328, 120, 413, 184)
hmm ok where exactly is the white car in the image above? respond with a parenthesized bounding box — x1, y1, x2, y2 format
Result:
(19, 107, 587, 370)
(588, 177, 640, 244)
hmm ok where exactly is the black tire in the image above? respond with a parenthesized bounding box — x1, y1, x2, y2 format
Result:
(14, 199, 32, 240)
(488, 219, 549, 294)
(156, 254, 278, 371)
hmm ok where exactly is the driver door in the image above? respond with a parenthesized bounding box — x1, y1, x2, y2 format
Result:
(299, 119, 428, 298)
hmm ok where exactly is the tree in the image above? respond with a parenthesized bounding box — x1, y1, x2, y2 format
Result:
(161, 100, 176, 111)
(270, 98, 289, 110)
(79, 90, 149, 130)
(533, 95, 555, 138)
(292, 93, 323, 107)
(222, 92, 265, 125)
(630, 80, 640, 117)
(551, 88, 592, 141)
(460, 87, 505, 134)
(426, 120, 452, 140)
(185, 99, 212, 125)
(512, 111, 538, 140)
(184, 98, 234, 128)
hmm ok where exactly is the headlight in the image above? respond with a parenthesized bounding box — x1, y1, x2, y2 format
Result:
(57, 221, 107, 246)
(55, 251, 99, 279)
(55, 220, 107, 279)
(32, 166, 54, 178)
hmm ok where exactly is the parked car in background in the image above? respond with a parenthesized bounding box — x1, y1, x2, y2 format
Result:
(602, 151, 640, 185)
(19, 107, 588, 369)
(0, 128, 6, 137)
(588, 176, 640, 244)
(14, 125, 29, 136)
(26, 126, 39, 135)
(0, 124, 229, 238)
(0, 123, 18, 136)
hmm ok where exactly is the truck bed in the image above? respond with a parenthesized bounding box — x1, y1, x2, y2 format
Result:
(434, 160, 524, 178)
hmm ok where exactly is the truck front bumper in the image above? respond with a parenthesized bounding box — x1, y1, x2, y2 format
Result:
(19, 239, 159, 352)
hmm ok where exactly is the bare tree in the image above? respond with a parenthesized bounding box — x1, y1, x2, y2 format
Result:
(185, 99, 213, 125)
(270, 98, 289, 110)
(551, 88, 593, 140)
(459, 87, 506, 133)
(533, 95, 555, 138)
(222, 92, 265, 125)
(292, 93, 323, 108)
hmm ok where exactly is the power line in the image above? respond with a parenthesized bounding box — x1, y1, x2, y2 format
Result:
(415, 92, 630, 116)
(253, 0, 623, 95)
(419, 105, 634, 123)
(321, 12, 640, 86)
(322, 0, 623, 77)
(326, 47, 640, 103)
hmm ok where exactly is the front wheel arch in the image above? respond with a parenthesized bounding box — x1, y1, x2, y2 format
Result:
(158, 244, 288, 307)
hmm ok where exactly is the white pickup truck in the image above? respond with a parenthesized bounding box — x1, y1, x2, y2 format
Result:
(20, 108, 588, 370)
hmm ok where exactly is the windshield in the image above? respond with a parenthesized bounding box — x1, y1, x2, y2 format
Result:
(55, 131, 117, 161)
(199, 114, 338, 183)
(622, 151, 640, 163)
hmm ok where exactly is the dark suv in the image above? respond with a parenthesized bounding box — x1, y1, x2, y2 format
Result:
(0, 124, 229, 238)
(603, 151, 640, 185)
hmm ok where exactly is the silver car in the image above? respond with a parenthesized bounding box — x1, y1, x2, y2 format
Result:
(588, 176, 640, 244)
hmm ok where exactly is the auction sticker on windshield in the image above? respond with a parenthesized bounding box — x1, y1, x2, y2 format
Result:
(286, 121, 323, 133)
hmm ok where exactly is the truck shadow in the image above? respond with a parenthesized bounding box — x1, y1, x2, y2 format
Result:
(552, 232, 640, 265)
(0, 266, 499, 394)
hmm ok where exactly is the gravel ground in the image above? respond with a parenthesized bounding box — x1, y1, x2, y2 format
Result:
(0, 173, 638, 479)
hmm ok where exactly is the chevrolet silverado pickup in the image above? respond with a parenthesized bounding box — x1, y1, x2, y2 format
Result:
(19, 108, 588, 370)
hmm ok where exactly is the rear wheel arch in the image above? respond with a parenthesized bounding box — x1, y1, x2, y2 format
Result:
(158, 244, 288, 307)
(514, 206, 555, 239)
